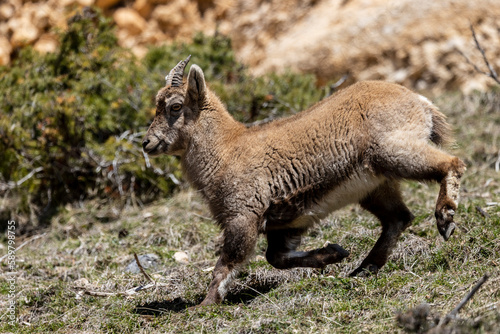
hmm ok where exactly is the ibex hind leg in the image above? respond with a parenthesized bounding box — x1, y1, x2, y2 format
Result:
(350, 181, 414, 276)
(266, 228, 349, 269)
(374, 140, 466, 241)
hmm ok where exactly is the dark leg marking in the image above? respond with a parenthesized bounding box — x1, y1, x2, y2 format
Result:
(350, 181, 414, 277)
(266, 228, 349, 270)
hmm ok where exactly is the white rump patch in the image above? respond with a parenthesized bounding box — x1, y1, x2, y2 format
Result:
(418, 94, 432, 106)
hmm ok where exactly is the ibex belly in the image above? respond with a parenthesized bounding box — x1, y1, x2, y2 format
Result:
(286, 170, 386, 229)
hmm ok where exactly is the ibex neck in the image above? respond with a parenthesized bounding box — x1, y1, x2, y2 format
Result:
(181, 92, 245, 192)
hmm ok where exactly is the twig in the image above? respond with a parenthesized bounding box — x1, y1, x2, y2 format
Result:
(134, 253, 154, 283)
(112, 148, 124, 196)
(469, 23, 500, 84)
(0, 233, 47, 262)
(458, 24, 500, 85)
(234, 281, 282, 311)
(328, 74, 349, 96)
(475, 206, 490, 218)
(81, 282, 169, 297)
(437, 273, 490, 327)
(83, 290, 117, 297)
(273, 96, 298, 114)
(495, 150, 500, 172)
(0, 167, 44, 191)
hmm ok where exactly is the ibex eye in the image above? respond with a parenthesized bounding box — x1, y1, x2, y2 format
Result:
(171, 104, 182, 112)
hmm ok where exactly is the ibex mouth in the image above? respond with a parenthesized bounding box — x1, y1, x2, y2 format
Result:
(143, 140, 167, 156)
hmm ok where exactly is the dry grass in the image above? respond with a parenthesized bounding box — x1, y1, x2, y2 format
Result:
(1, 90, 500, 333)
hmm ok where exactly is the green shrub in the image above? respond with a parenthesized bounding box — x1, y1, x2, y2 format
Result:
(0, 7, 333, 225)
(0, 8, 175, 223)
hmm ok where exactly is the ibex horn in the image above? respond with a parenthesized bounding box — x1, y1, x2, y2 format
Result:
(165, 55, 192, 87)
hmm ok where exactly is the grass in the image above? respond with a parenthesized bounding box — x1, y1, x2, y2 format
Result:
(1, 90, 500, 333)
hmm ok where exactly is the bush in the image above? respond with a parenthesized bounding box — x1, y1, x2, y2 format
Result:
(0, 8, 175, 224)
(0, 7, 332, 226)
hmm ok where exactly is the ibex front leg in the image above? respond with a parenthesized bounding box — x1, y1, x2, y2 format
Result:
(199, 217, 258, 306)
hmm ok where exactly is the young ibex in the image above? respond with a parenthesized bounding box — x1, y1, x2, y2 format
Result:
(142, 56, 466, 306)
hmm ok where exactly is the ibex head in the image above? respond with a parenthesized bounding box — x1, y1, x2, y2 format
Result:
(142, 55, 207, 156)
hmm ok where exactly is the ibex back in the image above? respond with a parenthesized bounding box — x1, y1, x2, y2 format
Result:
(142, 56, 466, 307)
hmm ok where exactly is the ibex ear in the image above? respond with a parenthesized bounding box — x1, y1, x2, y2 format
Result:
(187, 65, 206, 106)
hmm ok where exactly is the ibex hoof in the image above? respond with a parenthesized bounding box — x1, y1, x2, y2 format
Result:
(439, 222, 456, 241)
(436, 206, 457, 241)
(349, 264, 379, 277)
(325, 243, 350, 258)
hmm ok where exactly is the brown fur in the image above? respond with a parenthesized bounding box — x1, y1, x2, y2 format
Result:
(142, 62, 466, 306)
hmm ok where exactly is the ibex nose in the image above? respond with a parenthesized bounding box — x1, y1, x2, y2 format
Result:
(142, 139, 150, 150)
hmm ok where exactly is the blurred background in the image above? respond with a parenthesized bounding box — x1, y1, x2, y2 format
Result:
(1, 0, 499, 230)
(2, 0, 500, 92)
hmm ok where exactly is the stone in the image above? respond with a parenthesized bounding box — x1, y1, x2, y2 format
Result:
(140, 20, 166, 44)
(0, 35, 12, 66)
(131, 45, 148, 58)
(0, 3, 14, 20)
(34, 34, 58, 54)
(95, 0, 122, 10)
(30, 3, 52, 30)
(9, 17, 40, 47)
(133, 0, 152, 18)
(77, 0, 95, 6)
(125, 253, 160, 274)
(113, 8, 146, 35)
(173, 251, 189, 264)
(152, 0, 202, 39)
(153, 4, 184, 29)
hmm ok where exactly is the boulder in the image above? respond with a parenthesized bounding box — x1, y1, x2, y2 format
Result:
(0, 35, 12, 66)
(0, 3, 14, 21)
(113, 8, 147, 35)
(226, 0, 500, 92)
(9, 17, 40, 48)
(34, 34, 59, 54)
(96, 0, 122, 10)
(133, 0, 152, 18)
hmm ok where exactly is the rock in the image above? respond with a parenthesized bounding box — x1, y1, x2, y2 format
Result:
(125, 253, 160, 274)
(230, 0, 500, 93)
(34, 34, 59, 54)
(24, 2, 52, 31)
(116, 28, 139, 49)
(153, 4, 184, 29)
(9, 17, 40, 47)
(133, 0, 152, 18)
(96, 0, 122, 10)
(132, 45, 148, 58)
(173, 251, 189, 264)
(77, 0, 96, 6)
(151, 0, 202, 39)
(140, 20, 167, 44)
(0, 3, 14, 21)
(2, 0, 500, 92)
(113, 8, 147, 35)
(0, 35, 11, 66)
